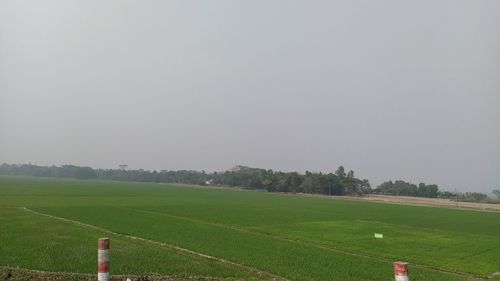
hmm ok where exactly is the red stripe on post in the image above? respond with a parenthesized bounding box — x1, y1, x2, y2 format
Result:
(98, 238, 110, 250)
(394, 261, 409, 281)
(98, 261, 109, 272)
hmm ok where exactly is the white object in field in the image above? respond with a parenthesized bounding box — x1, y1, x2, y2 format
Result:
(126, 278, 131, 281)
(374, 233, 384, 238)
(394, 261, 409, 281)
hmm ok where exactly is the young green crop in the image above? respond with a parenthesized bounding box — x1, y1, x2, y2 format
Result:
(0, 208, 252, 279)
(1, 176, 499, 281)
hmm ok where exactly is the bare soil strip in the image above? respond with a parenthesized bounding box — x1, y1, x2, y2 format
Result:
(0, 266, 226, 281)
(489, 271, 500, 280)
(18, 207, 289, 281)
(275, 193, 500, 212)
(128, 208, 486, 280)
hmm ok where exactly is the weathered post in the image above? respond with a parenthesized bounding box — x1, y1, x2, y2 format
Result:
(394, 261, 409, 281)
(98, 238, 110, 281)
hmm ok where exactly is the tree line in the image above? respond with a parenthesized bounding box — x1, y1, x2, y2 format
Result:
(0, 163, 369, 196)
(374, 180, 439, 198)
(0, 163, 495, 202)
(374, 179, 497, 203)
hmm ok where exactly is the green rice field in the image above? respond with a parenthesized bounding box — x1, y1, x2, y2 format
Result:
(1, 176, 499, 281)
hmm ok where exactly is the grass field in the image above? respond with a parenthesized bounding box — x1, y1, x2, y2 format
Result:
(1, 176, 499, 281)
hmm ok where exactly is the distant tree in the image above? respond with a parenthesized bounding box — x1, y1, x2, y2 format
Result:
(335, 166, 346, 179)
(288, 172, 304, 193)
(493, 189, 500, 198)
(300, 173, 327, 194)
(360, 179, 371, 193)
(417, 183, 439, 198)
(437, 191, 455, 199)
(457, 192, 488, 203)
(325, 173, 344, 195)
(377, 180, 444, 199)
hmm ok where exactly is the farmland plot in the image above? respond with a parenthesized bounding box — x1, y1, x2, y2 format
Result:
(1, 176, 499, 281)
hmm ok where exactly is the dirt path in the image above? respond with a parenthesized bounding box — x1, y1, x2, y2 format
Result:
(0, 266, 226, 281)
(348, 194, 500, 212)
(489, 271, 500, 280)
(273, 192, 500, 212)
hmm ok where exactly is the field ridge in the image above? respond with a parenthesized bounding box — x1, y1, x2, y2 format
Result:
(17, 207, 289, 281)
(126, 207, 485, 280)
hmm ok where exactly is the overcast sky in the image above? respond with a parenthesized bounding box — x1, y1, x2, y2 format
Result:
(1, 1, 499, 192)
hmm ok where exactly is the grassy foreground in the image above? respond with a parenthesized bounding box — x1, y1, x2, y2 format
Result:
(1, 176, 499, 281)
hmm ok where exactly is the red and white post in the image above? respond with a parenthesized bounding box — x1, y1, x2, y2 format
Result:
(98, 238, 110, 281)
(394, 262, 409, 281)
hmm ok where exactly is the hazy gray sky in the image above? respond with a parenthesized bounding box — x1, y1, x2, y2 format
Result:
(1, 1, 499, 192)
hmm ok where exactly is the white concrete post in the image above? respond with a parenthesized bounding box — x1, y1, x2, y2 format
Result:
(98, 238, 110, 281)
